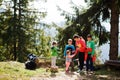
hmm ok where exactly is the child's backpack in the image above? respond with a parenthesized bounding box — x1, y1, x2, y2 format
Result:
(25, 61, 37, 70)
(27, 53, 37, 62)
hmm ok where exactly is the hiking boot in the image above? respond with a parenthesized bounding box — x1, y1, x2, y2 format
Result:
(77, 69, 82, 73)
(90, 71, 94, 74)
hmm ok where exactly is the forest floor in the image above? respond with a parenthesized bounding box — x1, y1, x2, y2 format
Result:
(0, 61, 120, 80)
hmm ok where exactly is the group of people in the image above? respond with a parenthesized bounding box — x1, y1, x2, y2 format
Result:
(51, 34, 95, 74)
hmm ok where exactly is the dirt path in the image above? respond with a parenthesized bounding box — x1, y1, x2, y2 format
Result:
(30, 71, 87, 80)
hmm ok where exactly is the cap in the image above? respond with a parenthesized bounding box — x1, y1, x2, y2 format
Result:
(68, 39, 72, 42)
(73, 34, 79, 38)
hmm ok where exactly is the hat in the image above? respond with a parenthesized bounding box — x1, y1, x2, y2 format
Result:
(68, 39, 72, 42)
(73, 34, 79, 38)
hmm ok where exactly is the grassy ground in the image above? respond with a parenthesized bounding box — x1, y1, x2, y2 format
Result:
(0, 61, 48, 80)
(0, 61, 120, 80)
(87, 65, 120, 80)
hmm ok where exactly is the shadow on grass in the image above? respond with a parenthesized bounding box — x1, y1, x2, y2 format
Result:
(86, 65, 120, 80)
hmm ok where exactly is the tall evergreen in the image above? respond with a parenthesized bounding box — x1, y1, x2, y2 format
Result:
(57, 0, 119, 60)
(0, 0, 47, 62)
(84, 0, 120, 60)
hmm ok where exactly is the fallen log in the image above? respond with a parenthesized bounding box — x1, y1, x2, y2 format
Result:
(105, 60, 120, 67)
(105, 60, 120, 70)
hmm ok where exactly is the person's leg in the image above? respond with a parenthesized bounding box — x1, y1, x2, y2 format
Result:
(51, 56, 54, 67)
(81, 52, 85, 70)
(86, 54, 91, 71)
(54, 56, 57, 67)
(66, 61, 70, 71)
(78, 52, 81, 70)
(90, 56, 94, 71)
(79, 52, 85, 70)
(53, 56, 56, 67)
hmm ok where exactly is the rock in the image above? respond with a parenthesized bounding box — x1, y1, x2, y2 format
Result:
(50, 67, 59, 73)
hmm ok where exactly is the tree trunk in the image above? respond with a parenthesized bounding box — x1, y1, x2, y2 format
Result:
(17, 0, 24, 62)
(109, 0, 119, 60)
(13, 0, 17, 60)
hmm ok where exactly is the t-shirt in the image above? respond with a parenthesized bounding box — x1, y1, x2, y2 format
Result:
(64, 45, 75, 56)
(66, 54, 75, 62)
(51, 46, 58, 56)
(87, 40, 95, 55)
(75, 39, 86, 52)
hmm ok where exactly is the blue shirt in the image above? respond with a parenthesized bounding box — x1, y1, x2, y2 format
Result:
(64, 45, 75, 56)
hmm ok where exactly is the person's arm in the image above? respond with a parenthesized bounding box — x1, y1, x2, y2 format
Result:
(72, 45, 75, 53)
(64, 45, 67, 57)
(91, 41, 95, 56)
(68, 53, 76, 58)
(81, 40, 86, 50)
(74, 48, 79, 54)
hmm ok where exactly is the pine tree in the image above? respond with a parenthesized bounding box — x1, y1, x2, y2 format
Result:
(0, 0, 47, 62)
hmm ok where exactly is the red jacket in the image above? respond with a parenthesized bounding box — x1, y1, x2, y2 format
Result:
(75, 39, 86, 52)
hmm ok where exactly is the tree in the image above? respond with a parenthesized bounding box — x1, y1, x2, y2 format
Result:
(0, 0, 48, 62)
(84, 0, 120, 60)
(109, 0, 119, 60)
(57, 0, 110, 55)
(0, 0, 15, 60)
(58, 0, 120, 60)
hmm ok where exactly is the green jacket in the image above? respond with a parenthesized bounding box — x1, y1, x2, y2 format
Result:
(51, 46, 58, 56)
(87, 40, 95, 55)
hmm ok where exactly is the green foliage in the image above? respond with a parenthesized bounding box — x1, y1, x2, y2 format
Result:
(81, 0, 120, 60)
(0, 0, 50, 62)
(56, 0, 111, 53)
(27, 28, 51, 57)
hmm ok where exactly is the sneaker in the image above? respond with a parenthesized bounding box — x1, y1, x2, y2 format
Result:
(88, 73, 92, 76)
(77, 69, 82, 73)
(90, 71, 94, 74)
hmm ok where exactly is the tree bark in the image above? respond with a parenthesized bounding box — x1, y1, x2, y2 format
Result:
(13, 0, 17, 60)
(109, 0, 119, 60)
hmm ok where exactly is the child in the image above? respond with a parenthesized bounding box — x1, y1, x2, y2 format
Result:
(64, 39, 75, 71)
(65, 50, 76, 73)
(64, 39, 75, 57)
(86, 34, 95, 73)
(51, 41, 58, 68)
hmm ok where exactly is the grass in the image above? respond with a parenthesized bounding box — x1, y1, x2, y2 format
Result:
(90, 65, 120, 80)
(95, 69, 120, 77)
(0, 61, 120, 80)
(0, 61, 48, 80)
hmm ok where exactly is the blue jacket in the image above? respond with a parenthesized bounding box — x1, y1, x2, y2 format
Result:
(64, 45, 75, 56)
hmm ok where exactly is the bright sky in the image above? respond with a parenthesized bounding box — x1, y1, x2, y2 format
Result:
(31, 0, 87, 24)
(1, 0, 110, 31)
(31, 0, 110, 31)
